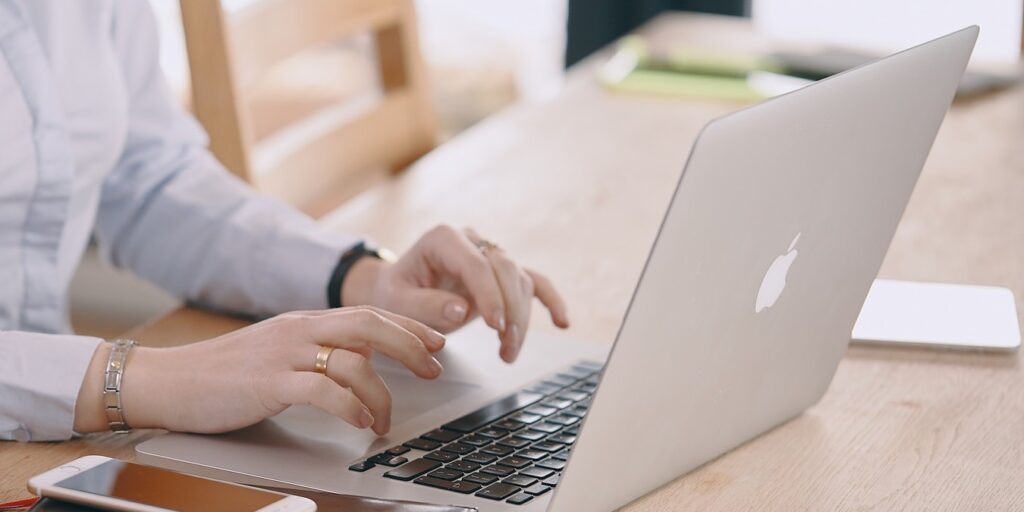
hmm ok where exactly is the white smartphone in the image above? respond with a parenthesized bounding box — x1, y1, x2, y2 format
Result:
(27, 456, 316, 512)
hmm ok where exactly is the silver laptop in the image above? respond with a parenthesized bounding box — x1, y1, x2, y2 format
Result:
(138, 27, 977, 511)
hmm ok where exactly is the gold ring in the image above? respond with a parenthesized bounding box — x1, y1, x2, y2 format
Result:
(475, 239, 501, 254)
(314, 346, 334, 374)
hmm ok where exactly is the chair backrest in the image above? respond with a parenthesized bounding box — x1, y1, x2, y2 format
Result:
(179, 0, 438, 216)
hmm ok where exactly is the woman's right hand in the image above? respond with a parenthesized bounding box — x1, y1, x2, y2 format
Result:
(73, 306, 446, 436)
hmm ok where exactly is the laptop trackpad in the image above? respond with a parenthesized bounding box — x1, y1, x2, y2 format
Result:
(379, 367, 480, 425)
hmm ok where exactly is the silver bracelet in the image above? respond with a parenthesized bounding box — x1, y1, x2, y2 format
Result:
(104, 338, 137, 433)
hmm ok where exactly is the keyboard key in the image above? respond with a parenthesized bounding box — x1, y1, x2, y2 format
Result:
(480, 464, 515, 477)
(477, 427, 509, 439)
(476, 483, 520, 500)
(459, 435, 491, 447)
(563, 427, 580, 436)
(481, 444, 515, 457)
(528, 422, 561, 434)
(414, 476, 482, 494)
(496, 456, 531, 469)
(525, 482, 552, 496)
(440, 442, 474, 455)
(577, 360, 604, 370)
(403, 438, 441, 451)
(542, 474, 560, 486)
(463, 472, 498, 485)
(562, 406, 588, 418)
(525, 383, 562, 395)
(524, 405, 558, 417)
(577, 382, 598, 392)
(565, 366, 597, 378)
(550, 434, 577, 445)
(542, 398, 573, 409)
(557, 391, 589, 402)
(492, 419, 524, 431)
(424, 451, 459, 463)
(516, 450, 547, 461)
(386, 446, 411, 456)
(506, 493, 534, 505)
(546, 414, 580, 426)
(536, 458, 567, 471)
(519, 466, 555, 479)
(513, 430, 546, 441)
(383, 459, 441, 481)
(427, 468, 463, 481)
(508, 412, 542, 424)
(532, 441, 563, 453)
(376, 456, 408, 467)
(544, 375, 577, 387)
(463, 452, 498, 465)
(552, 449, 571, 461)
(443, 392, 544, 433)
(496, 437, 531, 449)
(348, 461, 374, 472)
(503, 475, 538, 487)
(448, 460, 481, 473)
(421, 429, 462, 443)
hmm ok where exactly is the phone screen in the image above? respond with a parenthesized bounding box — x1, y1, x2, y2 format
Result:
(53, 460, 284, 511)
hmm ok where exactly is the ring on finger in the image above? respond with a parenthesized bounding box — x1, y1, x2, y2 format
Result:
(313, 346, 334, 374)
(474, 239, 502, 255)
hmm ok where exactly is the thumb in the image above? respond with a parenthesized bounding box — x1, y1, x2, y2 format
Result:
(392, 287, 471, 333)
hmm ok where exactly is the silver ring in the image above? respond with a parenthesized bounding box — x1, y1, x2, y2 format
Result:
(475, 239, 501, 254)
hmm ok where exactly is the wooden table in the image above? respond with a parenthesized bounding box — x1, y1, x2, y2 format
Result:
(4, 13, 1023, 511)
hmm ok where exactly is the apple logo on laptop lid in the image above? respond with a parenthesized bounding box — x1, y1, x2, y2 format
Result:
(756, 233, 801, 313)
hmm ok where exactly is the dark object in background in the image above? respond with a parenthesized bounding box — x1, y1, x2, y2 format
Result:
(566, 0, 748, 67)
(28, 499, 101, 512)
(772, 49, 1021, 98)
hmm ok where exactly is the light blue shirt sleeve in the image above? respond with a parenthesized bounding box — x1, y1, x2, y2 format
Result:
(93, 0, 357, 317)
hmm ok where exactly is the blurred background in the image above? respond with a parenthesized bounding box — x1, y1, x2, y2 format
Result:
(71, 0, 1023, 338)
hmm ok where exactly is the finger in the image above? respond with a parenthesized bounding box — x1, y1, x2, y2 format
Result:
(487, 251, 530, 362)
(514, 270, 534, 359)
(270, 372, 375, 430)
(372, 305, 449, 351)
(324, 348, 393, 435)
(291, 307, 446, 351)
(297, 309, 443, 379)
(425, 226, 507, 332)
(526, 268, 570, 328)
(388, 286, 471, 334)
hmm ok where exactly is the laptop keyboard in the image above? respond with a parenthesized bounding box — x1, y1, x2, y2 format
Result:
(348, 360, 603, 506)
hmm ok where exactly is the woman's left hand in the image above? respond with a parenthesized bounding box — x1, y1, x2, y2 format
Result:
(341, 225, 570, 362)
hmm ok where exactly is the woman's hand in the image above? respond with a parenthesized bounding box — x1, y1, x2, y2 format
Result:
(73, 307, 444, 436)
(341, 225, 570, 363)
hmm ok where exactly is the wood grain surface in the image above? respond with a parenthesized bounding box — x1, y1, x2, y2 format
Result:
(3, 13, 1022, 511)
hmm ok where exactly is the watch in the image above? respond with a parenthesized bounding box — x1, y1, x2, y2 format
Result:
(327, 242, 395, 308)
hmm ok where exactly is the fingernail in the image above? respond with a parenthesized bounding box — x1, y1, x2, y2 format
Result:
(428, 357, 444, 376)
(495, 310, 506, 332)
(444, 302, 467, 323)
(428, 328, 446, 347)
(509, 325, 521, 361)
(359, 409, 374, 428)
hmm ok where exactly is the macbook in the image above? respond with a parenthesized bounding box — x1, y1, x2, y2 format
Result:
(138, 27, 977, 511)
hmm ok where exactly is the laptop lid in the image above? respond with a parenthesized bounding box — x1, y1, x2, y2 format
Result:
(550, 27, 977, 511)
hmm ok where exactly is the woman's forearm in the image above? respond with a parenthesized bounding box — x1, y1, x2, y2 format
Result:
(72, 342, 112, 433)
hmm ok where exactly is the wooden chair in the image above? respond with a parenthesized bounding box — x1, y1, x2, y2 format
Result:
(179, 0, 438, 216)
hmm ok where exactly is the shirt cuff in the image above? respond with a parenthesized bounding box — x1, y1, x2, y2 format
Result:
(0, 332, 103, 441)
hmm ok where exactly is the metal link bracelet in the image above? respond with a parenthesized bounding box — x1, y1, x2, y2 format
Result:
(104, 338, 137, 432)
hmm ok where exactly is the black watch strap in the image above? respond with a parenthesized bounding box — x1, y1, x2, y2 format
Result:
(328, 242, 382, 308)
